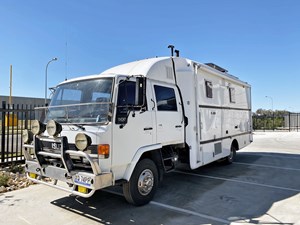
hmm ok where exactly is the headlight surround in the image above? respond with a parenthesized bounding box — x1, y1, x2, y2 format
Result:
(23, 129, 33, 144)
(46, 120, 62, 137)
(31, 120, 46, 135)
(75, 133, 92, 151)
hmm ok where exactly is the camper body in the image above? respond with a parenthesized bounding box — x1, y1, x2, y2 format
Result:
(24, 57, 252, 205)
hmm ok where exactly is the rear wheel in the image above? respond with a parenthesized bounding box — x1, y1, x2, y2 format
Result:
(224, 144, 237, 164)
(123, 158, 158, 206)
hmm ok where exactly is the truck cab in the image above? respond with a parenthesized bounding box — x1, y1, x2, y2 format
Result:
(24, 59, 185, 205)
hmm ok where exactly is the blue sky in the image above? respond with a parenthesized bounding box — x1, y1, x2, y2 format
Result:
(1, 0, 300, 112)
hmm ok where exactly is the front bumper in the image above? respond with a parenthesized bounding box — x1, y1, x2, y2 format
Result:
(24, 136, 113, 198)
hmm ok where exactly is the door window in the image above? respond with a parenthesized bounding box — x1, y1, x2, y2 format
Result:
(154, 85, 177, 111)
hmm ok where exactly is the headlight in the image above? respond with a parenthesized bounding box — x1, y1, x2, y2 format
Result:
(75, 133, 92, 151)
(23, 129, 33, 144)
(31, 120, 46, 135)
(46, 120, 62, 137)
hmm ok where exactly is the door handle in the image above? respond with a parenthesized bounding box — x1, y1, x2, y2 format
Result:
(175, 125, 182, 128)
(144, 127, 153, 131)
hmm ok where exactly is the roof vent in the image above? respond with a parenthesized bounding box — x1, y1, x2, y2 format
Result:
(205, 63, 228, 73)
(166, 66, 174, 79)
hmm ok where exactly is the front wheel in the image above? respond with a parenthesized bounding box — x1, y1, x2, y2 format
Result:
(123, 158, 158, 206)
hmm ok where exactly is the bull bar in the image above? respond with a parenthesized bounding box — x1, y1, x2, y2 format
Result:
(23, 136, 113, 198)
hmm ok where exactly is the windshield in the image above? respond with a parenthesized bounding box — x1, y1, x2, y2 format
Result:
(41, 78, 113, 124)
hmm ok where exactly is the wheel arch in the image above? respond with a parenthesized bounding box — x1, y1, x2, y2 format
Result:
(123, 144, 162, 181)
(231, 139, 239, 151)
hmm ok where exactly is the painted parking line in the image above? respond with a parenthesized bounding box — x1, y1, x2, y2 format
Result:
(240, 153, 300, 160)
(150, 201, 230, 224)
(103, 189, 231, 224)
(174, 171, 300, 193)
(233, 162, 300, 171)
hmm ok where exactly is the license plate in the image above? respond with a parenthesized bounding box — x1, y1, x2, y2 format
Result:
(74, 174, 92, 187)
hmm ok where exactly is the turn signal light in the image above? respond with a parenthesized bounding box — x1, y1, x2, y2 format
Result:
(97, 144, 110, 159)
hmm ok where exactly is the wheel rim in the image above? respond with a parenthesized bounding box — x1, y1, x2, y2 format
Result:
(137, 169, 154, 196)
(228, 146, 236, 161)
(229, 148, 234, 160)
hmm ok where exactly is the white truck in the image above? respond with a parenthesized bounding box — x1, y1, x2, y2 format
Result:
(23, 53, 252, 205)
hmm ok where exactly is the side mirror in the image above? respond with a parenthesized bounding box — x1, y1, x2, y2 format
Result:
(135, 77, 146, 106)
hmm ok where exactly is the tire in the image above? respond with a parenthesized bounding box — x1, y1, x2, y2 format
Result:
(123, 158, 158, 206)
(224, 144, 237, 165)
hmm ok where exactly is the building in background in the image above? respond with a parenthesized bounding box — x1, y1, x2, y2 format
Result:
(0, 95, 47, 106)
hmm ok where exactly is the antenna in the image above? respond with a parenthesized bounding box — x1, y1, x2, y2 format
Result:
(65, 41, 68, 80)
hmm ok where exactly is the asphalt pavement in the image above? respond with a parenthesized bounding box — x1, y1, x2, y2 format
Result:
(0, 131, 300, 225)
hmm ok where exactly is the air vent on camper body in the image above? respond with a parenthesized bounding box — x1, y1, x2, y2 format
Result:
(166, 66, 174, 79)
(205, 63, 228, 73)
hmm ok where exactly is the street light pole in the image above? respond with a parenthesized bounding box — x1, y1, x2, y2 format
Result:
(45, 58, 58, 105)
(265, 96, 274, 130)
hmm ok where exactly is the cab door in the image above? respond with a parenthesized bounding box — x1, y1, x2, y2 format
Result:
(151, 82, 184, 145)
(112, 78, 155, 175)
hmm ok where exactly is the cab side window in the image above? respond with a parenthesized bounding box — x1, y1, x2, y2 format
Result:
(154, 85, 177, 111)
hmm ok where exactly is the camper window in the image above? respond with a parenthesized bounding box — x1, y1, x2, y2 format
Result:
(229, 87, 236, 103)
(205, 81, 213, 98)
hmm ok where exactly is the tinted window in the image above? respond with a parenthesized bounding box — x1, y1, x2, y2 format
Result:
(154, 85, 177, 111)
(229, 87, 236, 103)
(116, 81, 136, 124)
(205, 80, 213, 98)
(117, 81, 136, 106)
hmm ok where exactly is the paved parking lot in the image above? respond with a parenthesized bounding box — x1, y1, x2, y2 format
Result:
(1, 132, 300, 225)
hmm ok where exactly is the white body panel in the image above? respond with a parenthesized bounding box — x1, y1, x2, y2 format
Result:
(111, 76, 156, 179)
(173, 58, 252, 169)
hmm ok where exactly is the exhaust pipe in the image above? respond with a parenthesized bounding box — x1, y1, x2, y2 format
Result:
(168, 45, 174, 56)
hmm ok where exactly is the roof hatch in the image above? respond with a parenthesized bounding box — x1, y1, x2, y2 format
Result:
(205, 63, 228, 73)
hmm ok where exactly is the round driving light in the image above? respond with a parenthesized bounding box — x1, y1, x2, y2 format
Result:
(31, 120, 46, 135)
(23, 129, 33, 144)
(46, 120, 62, 136)
(75, 133, 92, 151)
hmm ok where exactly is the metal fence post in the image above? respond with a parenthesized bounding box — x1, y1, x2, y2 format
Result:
(1, 101, 6, 163)
(289, 112, 291, 132)
(297, 113, 299, 132)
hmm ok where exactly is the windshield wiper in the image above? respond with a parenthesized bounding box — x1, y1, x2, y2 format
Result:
(73, 124, 85, 130)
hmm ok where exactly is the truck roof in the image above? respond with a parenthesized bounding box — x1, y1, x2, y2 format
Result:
(102, 56, 250, 87)
(58, 57, 250, 87)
